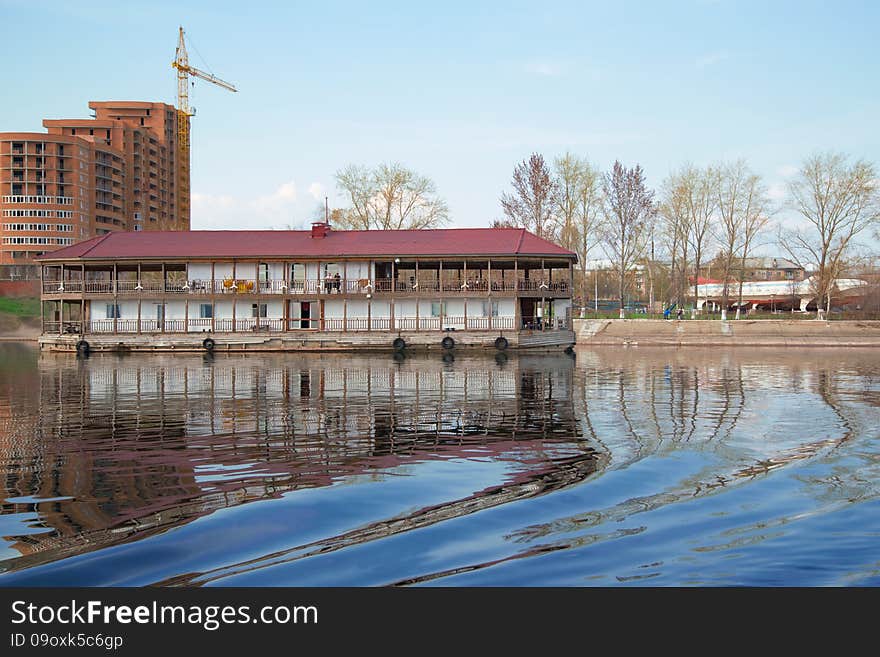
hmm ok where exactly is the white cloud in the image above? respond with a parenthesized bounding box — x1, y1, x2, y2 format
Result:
(308, 182, 325, 200)
(767, 182, 787, 201)
(777, 164, 799, 177)
(523, 59, 564, 77)
(695, 51, 730, 69)
(192, 179, 310, 230)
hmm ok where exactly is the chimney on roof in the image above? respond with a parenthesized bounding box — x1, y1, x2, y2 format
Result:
(311, 221, 330, 239)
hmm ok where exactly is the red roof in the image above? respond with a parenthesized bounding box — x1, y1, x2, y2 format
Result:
(35, 228, 576, 261)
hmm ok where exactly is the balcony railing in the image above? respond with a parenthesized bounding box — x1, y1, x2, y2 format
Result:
(84, 281, 114, 294)
(42, 277, 569, 297)
(50, 315, 520, 335)
(43, 280, 83, 293)
(3, 195, 73, 204)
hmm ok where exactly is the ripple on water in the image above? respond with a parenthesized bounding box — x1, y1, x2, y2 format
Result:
(0, 344, 878, 585)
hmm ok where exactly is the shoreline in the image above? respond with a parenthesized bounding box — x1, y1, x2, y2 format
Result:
(574, 318, 880, 348)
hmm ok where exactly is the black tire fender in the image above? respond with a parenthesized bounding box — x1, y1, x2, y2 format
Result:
(75, 339, 90, 354)
(202, 337, 216, 351)
(441, 336, 455, 350)
(393, 337, 406, 351)
(494, 336, 509, 351)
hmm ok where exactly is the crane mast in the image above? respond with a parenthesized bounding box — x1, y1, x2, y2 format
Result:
(171, 27, 237, 226)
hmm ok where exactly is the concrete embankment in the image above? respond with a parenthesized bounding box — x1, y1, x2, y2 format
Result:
(574, 319, 880, 347)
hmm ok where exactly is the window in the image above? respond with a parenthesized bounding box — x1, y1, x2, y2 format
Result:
(251, 303, 267, 318)
(199, 303, 213, 319)
(482, 300, 499, 317)
(431, 302, 446, 317)
(105, 304, 121, 319)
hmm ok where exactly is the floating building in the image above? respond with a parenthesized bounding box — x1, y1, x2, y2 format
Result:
(35, 225, 577, 352)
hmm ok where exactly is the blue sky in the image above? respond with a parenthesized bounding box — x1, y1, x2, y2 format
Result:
(2, 0, 879, 234)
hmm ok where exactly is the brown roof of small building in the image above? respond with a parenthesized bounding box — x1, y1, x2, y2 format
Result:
(35, 228, 576, 261)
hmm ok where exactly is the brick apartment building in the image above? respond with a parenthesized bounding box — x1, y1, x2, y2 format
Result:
(1, 101, 189, 265)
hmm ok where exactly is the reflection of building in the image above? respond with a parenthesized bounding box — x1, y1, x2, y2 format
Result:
(0, 352, 593, 573)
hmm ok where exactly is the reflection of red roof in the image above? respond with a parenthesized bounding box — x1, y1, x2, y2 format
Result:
(36, 228, 576, 261)
(692, 277, 722, 284)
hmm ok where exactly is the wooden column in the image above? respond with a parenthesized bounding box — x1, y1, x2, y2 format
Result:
(184, 298, 189, 333)
(541, 258, 546, 330)
(113, 263, 117, 294)
(390, 298, 395, 332)
(137, 299, 141, 334)
(232, 298, 237, 333)
(343, 297, 347, 332)
(514, 258, 520, 329)
(487, 259, 492, 330)
(463, 260, 468, 329)
(367, 297, 371, 330)
(81, 298, 85, 334)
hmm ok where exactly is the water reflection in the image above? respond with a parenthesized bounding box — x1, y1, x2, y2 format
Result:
(1, 349, 597, 577)
(0, 345, 878, 586)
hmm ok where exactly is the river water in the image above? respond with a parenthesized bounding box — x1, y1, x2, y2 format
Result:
(0, 343, 878, 586)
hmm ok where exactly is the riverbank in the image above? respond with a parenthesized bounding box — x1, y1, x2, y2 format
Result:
(0, 296, 40, 341)
(574, 318, 880, 347)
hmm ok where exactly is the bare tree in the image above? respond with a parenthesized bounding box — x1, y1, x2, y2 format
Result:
(500, 153, 557, 239)
(600, 161, 656, 318)
(659, 174, 691, 311)
(552, 153, 602, 311)
(779, 153, 880, 316)
(713, 160, 761, 320)
(680, 164, 718, 314)
(334, 162, 449, 230)
(735, 176, 771, 318)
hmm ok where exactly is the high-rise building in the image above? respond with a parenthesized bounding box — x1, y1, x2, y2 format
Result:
(1, 101, 188, 265)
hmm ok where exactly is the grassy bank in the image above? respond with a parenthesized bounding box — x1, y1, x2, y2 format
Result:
(0, 296, 40, 336)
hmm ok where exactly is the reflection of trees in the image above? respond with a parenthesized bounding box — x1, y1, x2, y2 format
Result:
(1, 352, 593, 574)
(494, 348, 879, 572)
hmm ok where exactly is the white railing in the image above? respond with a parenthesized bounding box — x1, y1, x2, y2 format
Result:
(442, 316, 467, 331)
(2, 195, 73, 204)
(72, 315, 518, 335)
(116, 281, 164, 294)
(187, 318, 213, 332)
(84, 281, 113, 294)
(43, 280, 82, 293)
(42, 276, 548, 298)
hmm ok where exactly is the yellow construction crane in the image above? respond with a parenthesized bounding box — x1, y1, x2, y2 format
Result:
(172, 26, 237, 224)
